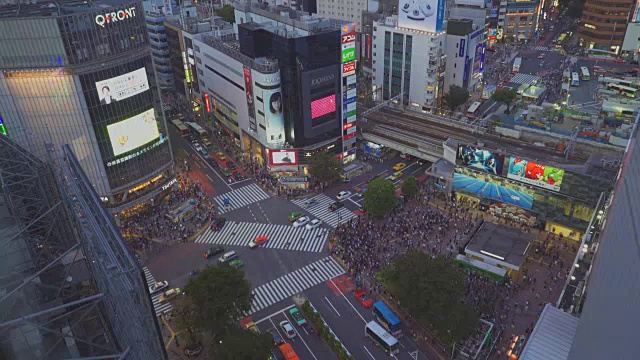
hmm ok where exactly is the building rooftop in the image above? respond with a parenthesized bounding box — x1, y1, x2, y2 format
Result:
(235, 0, 343, 34)
(465, 221, 534, 269)
(0, 0, 135, 19)
(567, 120, 640, 359)
(520, 304, 579, 360)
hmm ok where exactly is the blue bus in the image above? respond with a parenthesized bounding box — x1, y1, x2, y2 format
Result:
(372, 301, 402, 336)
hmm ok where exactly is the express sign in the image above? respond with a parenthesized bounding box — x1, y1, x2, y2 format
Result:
(95, 7, 136, 28)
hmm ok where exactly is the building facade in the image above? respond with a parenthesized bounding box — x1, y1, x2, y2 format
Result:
(146, 9, 174, 90)
(579, 0, 635, 54)
(497, 0, 540, 41)
(445, 19, 486, 93)
(372, 16, 446, 110)
(0, 0, 174, 216)
(316, 0, 367, 31)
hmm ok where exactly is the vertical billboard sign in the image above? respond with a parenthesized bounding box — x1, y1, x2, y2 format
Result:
(341, 23, 357, 164)
(398, 0, 446, 33)
(263, 89, 285, 147)
(243, 67, 257, 131)
(203, 92, 211, 113)
(472, 43, 485, 77)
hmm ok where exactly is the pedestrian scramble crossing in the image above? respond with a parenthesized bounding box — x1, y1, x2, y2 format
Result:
(291, 194, 356, 228)
(249, 257, 345, 314)
(533, 46, 552, 51)
(196, 221, 329, 252)
(143, 267, 172, 317)
(213, 183, 271, 214)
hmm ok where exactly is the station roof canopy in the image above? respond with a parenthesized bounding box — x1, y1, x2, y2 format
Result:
(520, 304, 579, 360)
(465, 221, 534, 271)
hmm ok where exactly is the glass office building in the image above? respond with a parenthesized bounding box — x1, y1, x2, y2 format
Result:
(0, 0, 173, 215)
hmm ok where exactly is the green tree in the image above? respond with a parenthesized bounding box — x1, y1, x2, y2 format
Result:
(363, 178, 396, 216)
(402, 176, 419, 198)
(173, 265, 252, 340)
(213, 327, 273, 360)
(215, 5, 235, 24)
(380, 251, 478, 346)
(308, 152, 341, 183)
(443, 85, 470, 111)
(491, 88, 518, 113)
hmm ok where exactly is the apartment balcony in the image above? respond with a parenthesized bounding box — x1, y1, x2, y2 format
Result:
(152, 47, 170, 56)
(155, 64, 173, 72)
(149, 32, 167, 41)
(153, 55, 171, 64)
(149, 38, 168, 48)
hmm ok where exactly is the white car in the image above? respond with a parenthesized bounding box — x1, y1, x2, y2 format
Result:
(148, 281, 169, 294)
(194, 143, 203, 152)
(279, 320, 297, 339)
(305, 219, 322, 230)
(293, 216, 310, 228)
(336, 191, 352, 200)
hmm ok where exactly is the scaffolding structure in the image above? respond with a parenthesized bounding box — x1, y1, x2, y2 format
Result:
(0, 136, 166, 360)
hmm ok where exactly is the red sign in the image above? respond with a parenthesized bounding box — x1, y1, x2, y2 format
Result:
(342, 31, 356, 44)
(343, 122, 354, 130)
(203, 92, 211, 113)
(343, 61, 356, 74)
(343, 133, 356, 141)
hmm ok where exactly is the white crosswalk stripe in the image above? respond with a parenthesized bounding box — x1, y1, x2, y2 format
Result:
(196, 221, 328, 252)
(291, 194, 356, 228)
(143, 267, 173, 317)
(248, 257, 345, 314)
(213, 183, 271, 213)
(533, 46, 551, 51)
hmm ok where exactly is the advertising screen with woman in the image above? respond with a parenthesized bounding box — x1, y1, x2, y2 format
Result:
(264, 89, 285, 146)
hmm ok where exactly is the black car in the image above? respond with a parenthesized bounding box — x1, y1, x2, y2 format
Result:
(210, 217, 226, 231)
(266, 327, 285, 346)
(203, 246, 224, 259)
(233, 171, 244, 181)
(329, 201, 344, 212)
(227, 162, 237, 170)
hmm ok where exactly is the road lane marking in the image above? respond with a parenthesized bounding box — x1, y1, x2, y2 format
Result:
(192, 149, 231, 190)
(363, 346, 377, 360)
(206, 174, 213, 182)
(328, 278, 366, 323)
(284, 311, 319, 360)
(324, 296, 341, 316)
(254, 304, 296, 325)
(348, 198, 361, 206)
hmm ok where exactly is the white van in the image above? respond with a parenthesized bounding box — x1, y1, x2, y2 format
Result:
(218, 251, 237, 263)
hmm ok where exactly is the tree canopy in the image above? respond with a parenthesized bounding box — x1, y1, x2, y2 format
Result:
(308, 152, 341, 183)
(173, 265, 252, 340)
(213, 327, 273, 360)
(443, 85, 470, 111)
(491, 88, 518, 113)
(363, 178, 397, 216)
(380, 251, 478, 346)
(402, 176, 419, 198)
(215, 5, 235, 24)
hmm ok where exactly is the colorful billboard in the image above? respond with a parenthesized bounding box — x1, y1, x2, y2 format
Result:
(342, 47, 356, 63)
(453, 172, 534, 210)
(263, 89, 285, 146)
(398, 0, 445, 33)
(472, 43, 485, 77)
(457, 145, 504, 175)
(107, 108, 160, 156)
(343, 61, 356, 76)
(311, 94, 337, 119)
(243, 67, 256, 131)
(270, 149, 298, 165)
(95, 67, 149, 105)
(507, 157, 565, 191)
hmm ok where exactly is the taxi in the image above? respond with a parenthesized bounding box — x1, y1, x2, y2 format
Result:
(249, 235, 269, 249)
(392, 162, 407, 171)
(388, 171, 404, 181)
(216, 152, 227, 161)
(288, 211, 305, 222)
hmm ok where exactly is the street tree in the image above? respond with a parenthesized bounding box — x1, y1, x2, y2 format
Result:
(402, 176, 419, 198)
(491, 88, 518, 113)
(443, 85, 470, 111)
(215, 5, 235, 23)
(173, 265, 252, 341)
(363, 178, 396, 216)
(308, 152, 341, 183)
(380, 251, 478, 346)
(213, 327, 273, 360)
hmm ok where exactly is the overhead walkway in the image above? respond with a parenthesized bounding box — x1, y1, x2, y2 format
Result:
(362, 124, 443, 162)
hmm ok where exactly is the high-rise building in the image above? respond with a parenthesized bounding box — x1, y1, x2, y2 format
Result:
(579, 0, 635, 54)
(444, 19, 486, 93)
(316, 0, 368, 31)
(372, 15, 446, 110)
(146, 8, 174, 91)
(497, 0, 540, 41)
(0, 0, 174, 218)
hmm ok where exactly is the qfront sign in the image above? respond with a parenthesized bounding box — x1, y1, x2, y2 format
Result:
(95, 7, 137, 28)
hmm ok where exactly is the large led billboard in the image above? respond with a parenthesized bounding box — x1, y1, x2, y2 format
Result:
(453, 172, 534, 210)
(263, 89, 285, 146)
(457, 145, 504, 175)
(398, 0, 445, 33)
(311, 94, 337, 119)
(270, 149, 298, 165)
(507, 157, 565, 191)
(472, 43, 485, 77)
(107, 108, 160, 156)
(95, 68, 149, 104)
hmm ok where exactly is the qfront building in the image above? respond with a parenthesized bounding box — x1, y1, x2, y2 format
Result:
(0, 0, 174, 217)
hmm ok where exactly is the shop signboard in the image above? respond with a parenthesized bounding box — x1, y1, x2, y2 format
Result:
(341, 23, 357, 164)
(507, 157, 565, 191)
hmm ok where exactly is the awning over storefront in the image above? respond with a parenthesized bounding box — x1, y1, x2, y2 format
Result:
(278, 176, 308, 185)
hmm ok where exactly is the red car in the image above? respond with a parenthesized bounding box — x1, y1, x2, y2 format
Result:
(249, 235, 268, 249)
(354, 290, 373, 308)
(613, 57, 625, 63)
